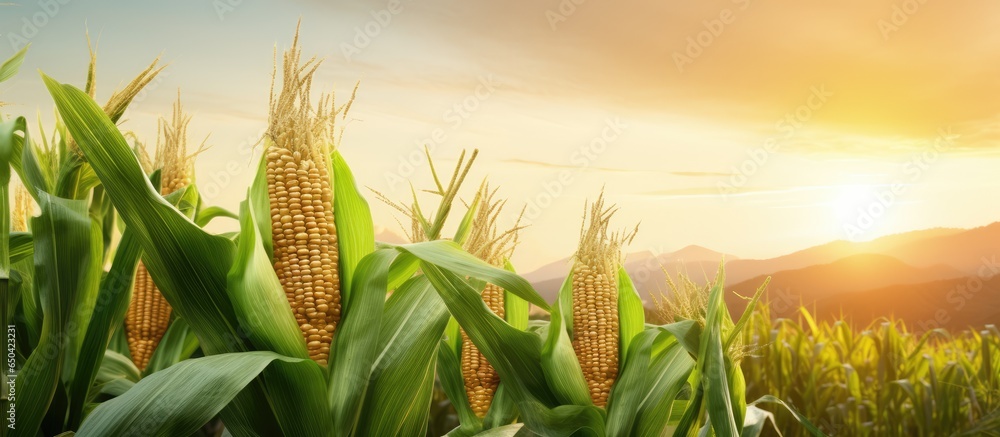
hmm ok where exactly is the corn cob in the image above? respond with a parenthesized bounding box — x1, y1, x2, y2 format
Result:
(571, 194, 632, 407)
(461, 185, 522, 417)
(266, 31, 344, 366)
(460, 282, 504, 417)
(126, 93, 194, 371)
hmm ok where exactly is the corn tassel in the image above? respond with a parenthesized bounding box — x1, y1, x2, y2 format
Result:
(12, 185, 30, 232)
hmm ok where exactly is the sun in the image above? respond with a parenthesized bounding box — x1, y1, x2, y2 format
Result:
(831, 184, 872, 219)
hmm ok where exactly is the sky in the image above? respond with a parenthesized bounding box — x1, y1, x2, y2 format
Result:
(2, 0, 1000, 270)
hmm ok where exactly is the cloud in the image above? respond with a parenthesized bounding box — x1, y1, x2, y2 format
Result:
(639, 184, 857, 199)
(502, 158, 637, 173)
(307, 0, 1000, 155)
(671, 171, 734, 177)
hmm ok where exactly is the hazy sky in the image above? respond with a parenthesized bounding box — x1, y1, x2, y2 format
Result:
(3, 0, 1000, 270)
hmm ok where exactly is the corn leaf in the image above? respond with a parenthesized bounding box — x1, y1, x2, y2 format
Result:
(700, 269, 739, 437)
(398, 240, 549, 311)
(387, 252, 420, 291)
(503, 260, 529, 332)
(0, 45, 28, 83)
(54, 153, 96, 199)
(8, 232, 31, 264)
(747, 396, 826, 437)
(144, 317, 199, 375)
(727, 357, 748, 435)
(195, 205, 239, 227)
(8, 115, 54, 196)
(264, 360, 331, 437)
(12, 193, 101, 437)
(724, 278, 768, 351)
(634, 340, 694, 437)
(606, 329, 663, 437)
(65, 229, 142, 429)
(482, 384, 519, 430)
(11, 242, 39, 350)
(61, 219, 103, 384)
(98, 350, 141, 384)
(93, 351, 140, 398)
(327, 249, 396, 434)
(249, 155, 272, 256)
(76, 352, 311, 437)
(662, 319, 701, 357)
(42, 74, 244, 355)
(470, 423, 525, 436)
(230, 199, 307, 359)
(617, 267, 644, 365)
(44, 74, 281, 435)
(332, 150, 375, 303)
(452, 191, 480, 246)
(358, 274, 450, 437)
(739, 406, 775, 437)
(518, 401, 607, 437)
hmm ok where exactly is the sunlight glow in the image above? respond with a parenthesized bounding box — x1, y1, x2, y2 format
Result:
(831, 184, 873, 219)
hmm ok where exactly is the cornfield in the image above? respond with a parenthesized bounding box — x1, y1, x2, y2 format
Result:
(742, 305, 1000, 436)
(0, 26, 995, 437)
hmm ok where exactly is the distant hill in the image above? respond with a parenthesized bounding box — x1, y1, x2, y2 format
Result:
(724, 227, 965, 284)
(808, 275, 1000, 331)
(883, 222, 1000, 274)
(725, 254, 965, 318)
(375, 226, 409, 245)
(526, 246, 737, 304)
(519, 221, 999, 329)
(664, 245, 739, 263)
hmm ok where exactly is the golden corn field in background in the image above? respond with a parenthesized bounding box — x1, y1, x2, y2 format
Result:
(0, 28, 997, 437)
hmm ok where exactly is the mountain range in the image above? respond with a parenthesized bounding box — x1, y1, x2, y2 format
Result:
(516, 222, 1000, 331)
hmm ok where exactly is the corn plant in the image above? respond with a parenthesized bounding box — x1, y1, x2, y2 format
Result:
(429, 195, 824, 436)
(34, 29, 553, 437)
(0, 44, 212, 437)
(743, 304, 1000, 436)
